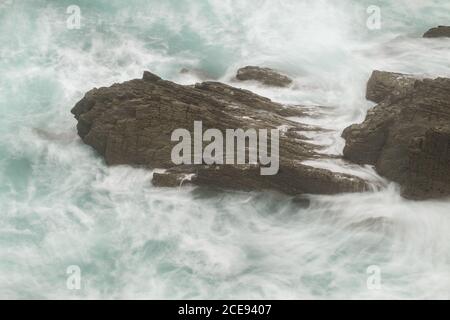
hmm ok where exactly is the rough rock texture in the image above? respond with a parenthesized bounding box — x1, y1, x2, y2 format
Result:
(366, 70, 417, 104)
(423, 26, 450, 38)
(343, 71, 450, 199)
(408, 126, 450, 199)
(236, 66, 293, 87)
(72, 71, 368, 195)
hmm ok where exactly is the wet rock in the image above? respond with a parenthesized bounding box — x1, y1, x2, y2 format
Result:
(236, 66, 293, 88)
(152, 171, 194, 187)
(72, 71, 368, 196)
(343, 71, 450, 199)
(366, 70, 417, 103)
(407, 126, 450, 199)
(423, 26, 450, 38)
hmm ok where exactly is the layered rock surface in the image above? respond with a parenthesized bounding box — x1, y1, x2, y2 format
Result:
(343, 71, 450, 199)
(71, 71, 368, 195)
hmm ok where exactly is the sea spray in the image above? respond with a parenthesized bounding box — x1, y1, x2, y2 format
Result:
(0, 0, 449, 299)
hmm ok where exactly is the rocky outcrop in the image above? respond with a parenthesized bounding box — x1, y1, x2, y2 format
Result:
(423, 26, 450, 38)
(72, 71, 368, 195)
(343, 71, 450, 199)
(366, 70, 417, 103)
(236, 66, 293, 87)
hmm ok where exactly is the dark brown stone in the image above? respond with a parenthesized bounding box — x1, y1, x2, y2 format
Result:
(71, 71, 368, 196)
(236, 66, 293, 88)
(423, 26, 450, 38)
(142, 71, 161, 82)
(407, 126, 450, 199)
(343, 71, 450, 199)
(366, 70, 417, 103)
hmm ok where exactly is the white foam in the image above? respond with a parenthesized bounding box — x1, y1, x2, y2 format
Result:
(1, 0, 450, 300)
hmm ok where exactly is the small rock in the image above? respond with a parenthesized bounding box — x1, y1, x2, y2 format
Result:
(236, 66, 293, 88)
(423, 26, 450, 38)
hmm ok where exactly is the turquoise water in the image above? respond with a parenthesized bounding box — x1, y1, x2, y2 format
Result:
(1, 0, 450, 299)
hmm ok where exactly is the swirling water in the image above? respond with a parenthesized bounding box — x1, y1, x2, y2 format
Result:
(0, 0, 450, 299)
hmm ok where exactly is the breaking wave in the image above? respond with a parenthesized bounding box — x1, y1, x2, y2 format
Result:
(0, 0, 449, 299)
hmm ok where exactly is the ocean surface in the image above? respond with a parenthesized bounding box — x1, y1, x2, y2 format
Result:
(1, 0, 450, 299)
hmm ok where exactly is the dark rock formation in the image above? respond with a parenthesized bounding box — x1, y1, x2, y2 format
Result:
(366, 70, 417, 104)
(408, 126, 450, 199)
(236, 66, 293, 87)
(343, 71, 450, 199)
(423, 26, 450, 38)
(72, 71, 368, 195)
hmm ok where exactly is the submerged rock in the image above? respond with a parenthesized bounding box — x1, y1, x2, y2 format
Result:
(236, 66, 293, 87)
(71, 71, 368, 196)
(423, 26, 450, 38)
(179, 68, 213, 80)
(343, 71, 450, 199)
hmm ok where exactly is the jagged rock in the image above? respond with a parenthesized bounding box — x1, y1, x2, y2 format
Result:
(423, 26, 450, 38)
(343, 71, 450, 199)
(366, 70, 417, 103)
(71, 71, 368, 195)
(143, 70, 161, 82)
(236, 66, 293, 87)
